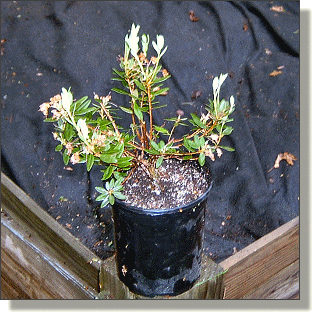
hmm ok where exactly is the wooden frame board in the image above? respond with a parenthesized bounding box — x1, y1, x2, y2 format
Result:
(1, 173, 299, 299)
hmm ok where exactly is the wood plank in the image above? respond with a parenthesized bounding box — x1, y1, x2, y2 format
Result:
(1, 173, 101, 293)
(1, 209, 98, 299)
(242, 260, 299, 299)
(98, 254, 225, 299)
(219, 216, 299, 299)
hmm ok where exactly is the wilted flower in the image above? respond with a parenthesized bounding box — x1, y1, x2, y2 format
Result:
(162, 69, 169, 77)
(65, 142, 73, 156)
(70, 152, 80, 165)
(204, 147, 215, 161)
(50, 94, 62, 107)
(150, 56, 157, 65)
(39, 102, 50, 117)
(216, 147, 223, 158)
(209, 134, 219, 143)
(200, 113, 211, 124)
(51, 109, 62, 120)
(92, 134, 106, 147)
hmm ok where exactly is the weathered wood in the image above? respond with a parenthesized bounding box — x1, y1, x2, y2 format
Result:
(241, 260, 299, 299)
(98, 254, 225, 299)
(1, 172, 299, 299)
(1, 173, 101, 298)
(1, 208, 98, 299)
(220, 216, 299, 299)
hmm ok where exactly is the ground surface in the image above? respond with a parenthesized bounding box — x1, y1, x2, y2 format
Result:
(1, 1, 299, 262)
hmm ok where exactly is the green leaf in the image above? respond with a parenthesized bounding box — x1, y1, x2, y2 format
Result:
(111, 87, 131, 96)
(154, 125, 169, 135)
(222, 126, 234, 135)
(183, 155, 194, 160)
(114, 142, 125, 157)
(219, 145, 235, 152)
(118, 106, 133, 114)
(64, 122, 74, 141)
(100, 197, 110, 208)
(194, 135, 200, 148)
(114, 171, 126, 181)
(117, 156, 133, 168)
(198, 152, 206, 166)
(190, 113, 206, 129)
(133, 103, 143, 121)
(200, 136, 206, 147)
(156, 156, 164, 168)
(153, 75, 171, 84)
(113, 191, 126, 201)
(150, 140, 160, 152)
(134, 79, 146, 91)
(55, 144, 63, 152)
(100, 153, 118, 164)
(96, 194, 107, 202)
(218, 99, 227, 112)
(183, 137, 195, 152)
(44, 117, 57, 122)
(86, 154, 95, 171)
(76, 106, 97, 116)
(109, 194, 115, 205)
(63, 149, 70, 165)
(159, 140, 165, 150)
(74, 98, 92, 115)
(112, 68, 125, 78)
(153, 87, 169, 96)
(95, 186, 108, 194)
(101, 166, 115, 180)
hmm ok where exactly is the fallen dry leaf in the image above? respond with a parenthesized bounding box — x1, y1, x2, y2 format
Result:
(269, 70, 283, 77)
(189, 10, 199, 22)
(1, 39, 6, 55)
(243, 21, 249, 31)
(270, 5, 285, 12)
(268, 152, 297, 172)
(191, 89, 202, 100)
(265, 48, 272, 55)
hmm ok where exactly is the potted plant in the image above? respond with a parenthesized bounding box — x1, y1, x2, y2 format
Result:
(39, 24, 235, 297)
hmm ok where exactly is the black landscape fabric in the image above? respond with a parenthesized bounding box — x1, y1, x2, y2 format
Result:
(1, 1, 299, 262)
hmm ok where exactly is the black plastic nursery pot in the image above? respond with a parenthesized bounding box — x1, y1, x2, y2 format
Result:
(111, 164, 213, 297)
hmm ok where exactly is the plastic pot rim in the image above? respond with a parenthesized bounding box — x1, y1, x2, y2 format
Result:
(114, 162, 213, 216)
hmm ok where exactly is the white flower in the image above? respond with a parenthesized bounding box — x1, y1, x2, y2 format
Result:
(212, 76, 219, 91)
(219, 73, 228, 86)
(141, 34, 149, 54)
(61, 87, 73, 113)
(230, 95, 235, 108)
(212, 73, 228, 92)
(77, 118, 89, 141)
(127, 23, 140, 58)
(152, 34, 165, 54)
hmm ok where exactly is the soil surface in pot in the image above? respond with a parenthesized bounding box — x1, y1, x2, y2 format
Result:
(122, 158, 210, 209)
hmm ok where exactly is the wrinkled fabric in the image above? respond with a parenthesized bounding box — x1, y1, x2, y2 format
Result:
(1, 1, 299, 262)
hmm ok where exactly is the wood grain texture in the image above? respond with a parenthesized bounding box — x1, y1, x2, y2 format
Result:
(1, 209, 98, 299)
(241, 260, 299, 299)
(98, 254, 225, 299)
(1, 173, 101, 298)
(1, 173, 300, 300)
(220, 216, 299, 299)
